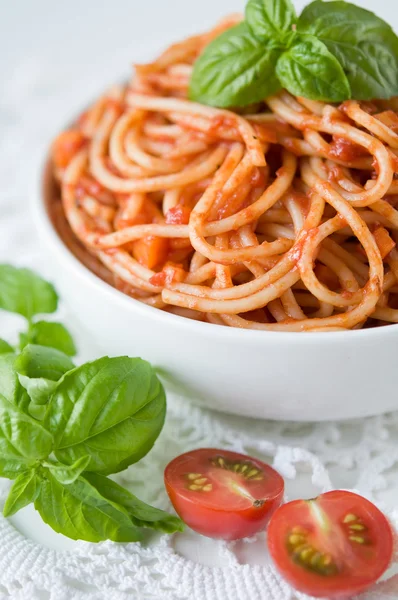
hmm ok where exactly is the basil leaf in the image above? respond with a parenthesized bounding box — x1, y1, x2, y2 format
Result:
(18, 375, 57, 407)
(15, 345, 74, 406)
(0, 391, 53, 460)
(0, 458, 35, 479)
(3, 469, 41, 517)
(0, 354, 31, 416)
(0, 265, 57, 320)
(35, 473, 143, 542)
(86, 473, 184, 534)
(246, 0, 296, 43)
(18, 332, 28, 351)
(298, 0, 398, 100)
(45, 455, 91, 485)
(276, 34, 351, 101)
(16, 345, 74, 382)
(0, 340, 13, 354)
(24, 321, 76, 356)
(46, 357, 166, 474)
(28, 404, 47, 421)
(0, 353, 20, 403)
(189, 22, 282, 108)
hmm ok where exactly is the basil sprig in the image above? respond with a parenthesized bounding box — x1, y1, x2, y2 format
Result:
(0, 264, 183, 541)
(189, 0, 398, 106)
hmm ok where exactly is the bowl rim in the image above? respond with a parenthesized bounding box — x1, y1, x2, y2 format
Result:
(35, 155, 398, 345)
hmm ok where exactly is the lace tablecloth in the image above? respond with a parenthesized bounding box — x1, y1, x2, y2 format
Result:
(1, 1, 398, 598)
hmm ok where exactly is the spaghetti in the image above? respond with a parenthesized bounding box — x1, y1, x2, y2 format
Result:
(50, 17, 398, 332)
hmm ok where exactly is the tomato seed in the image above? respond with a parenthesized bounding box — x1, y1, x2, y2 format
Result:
(187, 473, 202, 480)
(349, 535, 366, 544)
(195, 478, 208, 485)
(343, 513, 357, 523)
(287, 530, 339, 576)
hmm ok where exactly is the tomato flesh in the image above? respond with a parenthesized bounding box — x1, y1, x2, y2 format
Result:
(267, 491, 393, 599)
(164, 448, 284, 540)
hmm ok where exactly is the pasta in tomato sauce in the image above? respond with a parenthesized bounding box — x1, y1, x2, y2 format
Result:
(48, 17, 398, 331)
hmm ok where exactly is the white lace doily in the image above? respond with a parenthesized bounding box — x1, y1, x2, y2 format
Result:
(1, 2, 398, 597)
(1, 394, 398, 600)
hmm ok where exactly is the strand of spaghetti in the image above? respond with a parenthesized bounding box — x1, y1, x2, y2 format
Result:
(62, 149, 111, 244)
(108, 110, 156, 177)
(299, 217, 363, 308)
(86, 223, 189, 249)
(90, 106, 229, 192)
(126, 94, 265, 166)
(268, 94, 394, 207)
(140, 294, 166, 308)
(169, 192, 325, 301)
(280, 288, 306, 320)
(162, 269, 300, 314)
(343, 102, 398, 149)
(372, 307, 398, 322)
(322, 239, 368, 282)
(239, 223, 306, 320)
(303, 129, 373, 170)
(124, 127, 191, 174)
(98, 250, 162, 294)
(199, 151, 297, 238)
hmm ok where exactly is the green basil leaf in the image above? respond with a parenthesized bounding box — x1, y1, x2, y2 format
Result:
(0, 353, 31, 416)
(45, 455, 91, 485)
(15, 345, 74, 382)
(3, 469, 41, 517)
(18, 332, 29, 351)
(276, 34, 351, 101)
(189, 22, 282, 108)
(0, 265, 57, 320)
(0, 340, 13, 354)
(0, 391, 53, 460)
(246, 0, 296, 43)
(27, 404, 47, 421)
(35, 473, 143, 542)
(15, 345, 74, 406)
(298, 1, 398, 100)
(0, 458, 35, 479)
(25, 321, 76, 356)
(46, 357, 166, 475)
(85, 473, 184, 534)
(18, 375, 57, 407)
(0, 353, 20, 403)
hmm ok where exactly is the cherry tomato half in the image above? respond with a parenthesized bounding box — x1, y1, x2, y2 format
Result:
(267, 490, 393, 599)
(164, 448, 284, 540)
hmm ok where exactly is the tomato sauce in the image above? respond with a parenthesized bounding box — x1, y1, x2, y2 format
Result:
(329, 136, 367, 162)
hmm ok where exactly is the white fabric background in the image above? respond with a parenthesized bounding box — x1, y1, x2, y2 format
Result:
(1, 1, 398, 598)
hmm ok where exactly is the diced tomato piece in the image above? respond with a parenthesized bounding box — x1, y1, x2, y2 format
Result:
(132, 236, 169, 269)
(149, 262, 185, 286)
(329, 136, 367, 162)
(373, 225, 396, 259)
(165, 205, 191, 225)
(52, 130, 86, 169)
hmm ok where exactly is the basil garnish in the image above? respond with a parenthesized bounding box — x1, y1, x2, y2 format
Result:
(189, 0, 398, 105)
(0, 266, 183, 540)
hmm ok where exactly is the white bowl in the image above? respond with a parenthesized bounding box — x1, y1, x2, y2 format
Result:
(34, 163, 398, 422)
